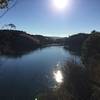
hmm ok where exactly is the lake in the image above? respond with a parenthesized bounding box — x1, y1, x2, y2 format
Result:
(0, 46, 80, 100)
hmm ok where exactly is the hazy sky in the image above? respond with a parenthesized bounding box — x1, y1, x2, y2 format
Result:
(0, 0, 100, 37)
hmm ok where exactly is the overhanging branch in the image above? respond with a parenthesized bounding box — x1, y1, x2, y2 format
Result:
(0, 0, 17, 18)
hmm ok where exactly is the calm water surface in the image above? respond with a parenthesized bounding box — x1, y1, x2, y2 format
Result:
(0, 46, 80, 99)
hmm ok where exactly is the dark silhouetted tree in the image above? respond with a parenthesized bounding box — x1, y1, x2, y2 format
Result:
(82, 31, 100, 100)
(65, 33, 89, 52)
(0, 0, 9, 9)
(91, 30, 96, 34)
(8, 23, 16, 29)
(2, 23, 16, 29)
(0, 0, 17, 17)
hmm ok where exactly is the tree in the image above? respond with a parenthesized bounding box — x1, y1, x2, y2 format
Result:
(91, 30, 96, 34)
(66, 33, 89, 53)
(82, 32, 100, 66)
(0, 0, 11, 9)
(82, 32, 100, 87)
(0, 0, 17, 17)
(2, 23, 16, 29)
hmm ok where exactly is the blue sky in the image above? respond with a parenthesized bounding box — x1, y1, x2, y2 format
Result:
(0, 0, 100, 37)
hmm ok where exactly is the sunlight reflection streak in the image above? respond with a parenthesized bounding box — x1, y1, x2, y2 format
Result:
(54, 70, 63, 83)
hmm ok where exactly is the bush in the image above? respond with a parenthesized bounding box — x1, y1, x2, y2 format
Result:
(82, 32, 100, 100)
(82, 32, 100, 82)
(62, 59, 91, 100)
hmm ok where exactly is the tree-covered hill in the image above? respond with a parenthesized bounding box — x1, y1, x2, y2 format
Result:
(0, 30, 49, 55)
(64, 33, 89, 53)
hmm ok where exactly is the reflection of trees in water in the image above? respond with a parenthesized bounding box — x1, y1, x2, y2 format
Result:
(0, 96, 33, 100)
(0, 57, 7, 77)
(0, 58, 50, 100)
(32, 72, 51, 93)
(0, 57, 6, 67)
(0, 47, 39, 58)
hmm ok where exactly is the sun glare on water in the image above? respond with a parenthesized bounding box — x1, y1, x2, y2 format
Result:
(54, 70, 63, 83)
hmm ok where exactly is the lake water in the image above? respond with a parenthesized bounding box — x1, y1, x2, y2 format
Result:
(0, 46, 80, 100)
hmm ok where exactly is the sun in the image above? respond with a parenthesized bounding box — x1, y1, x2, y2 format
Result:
(53, 0, 70, 11)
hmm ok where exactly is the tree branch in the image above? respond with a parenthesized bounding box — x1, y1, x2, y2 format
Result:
(0, 0, 17, 18)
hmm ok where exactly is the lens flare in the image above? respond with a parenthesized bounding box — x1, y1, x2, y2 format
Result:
(53, 0, 70, 10)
